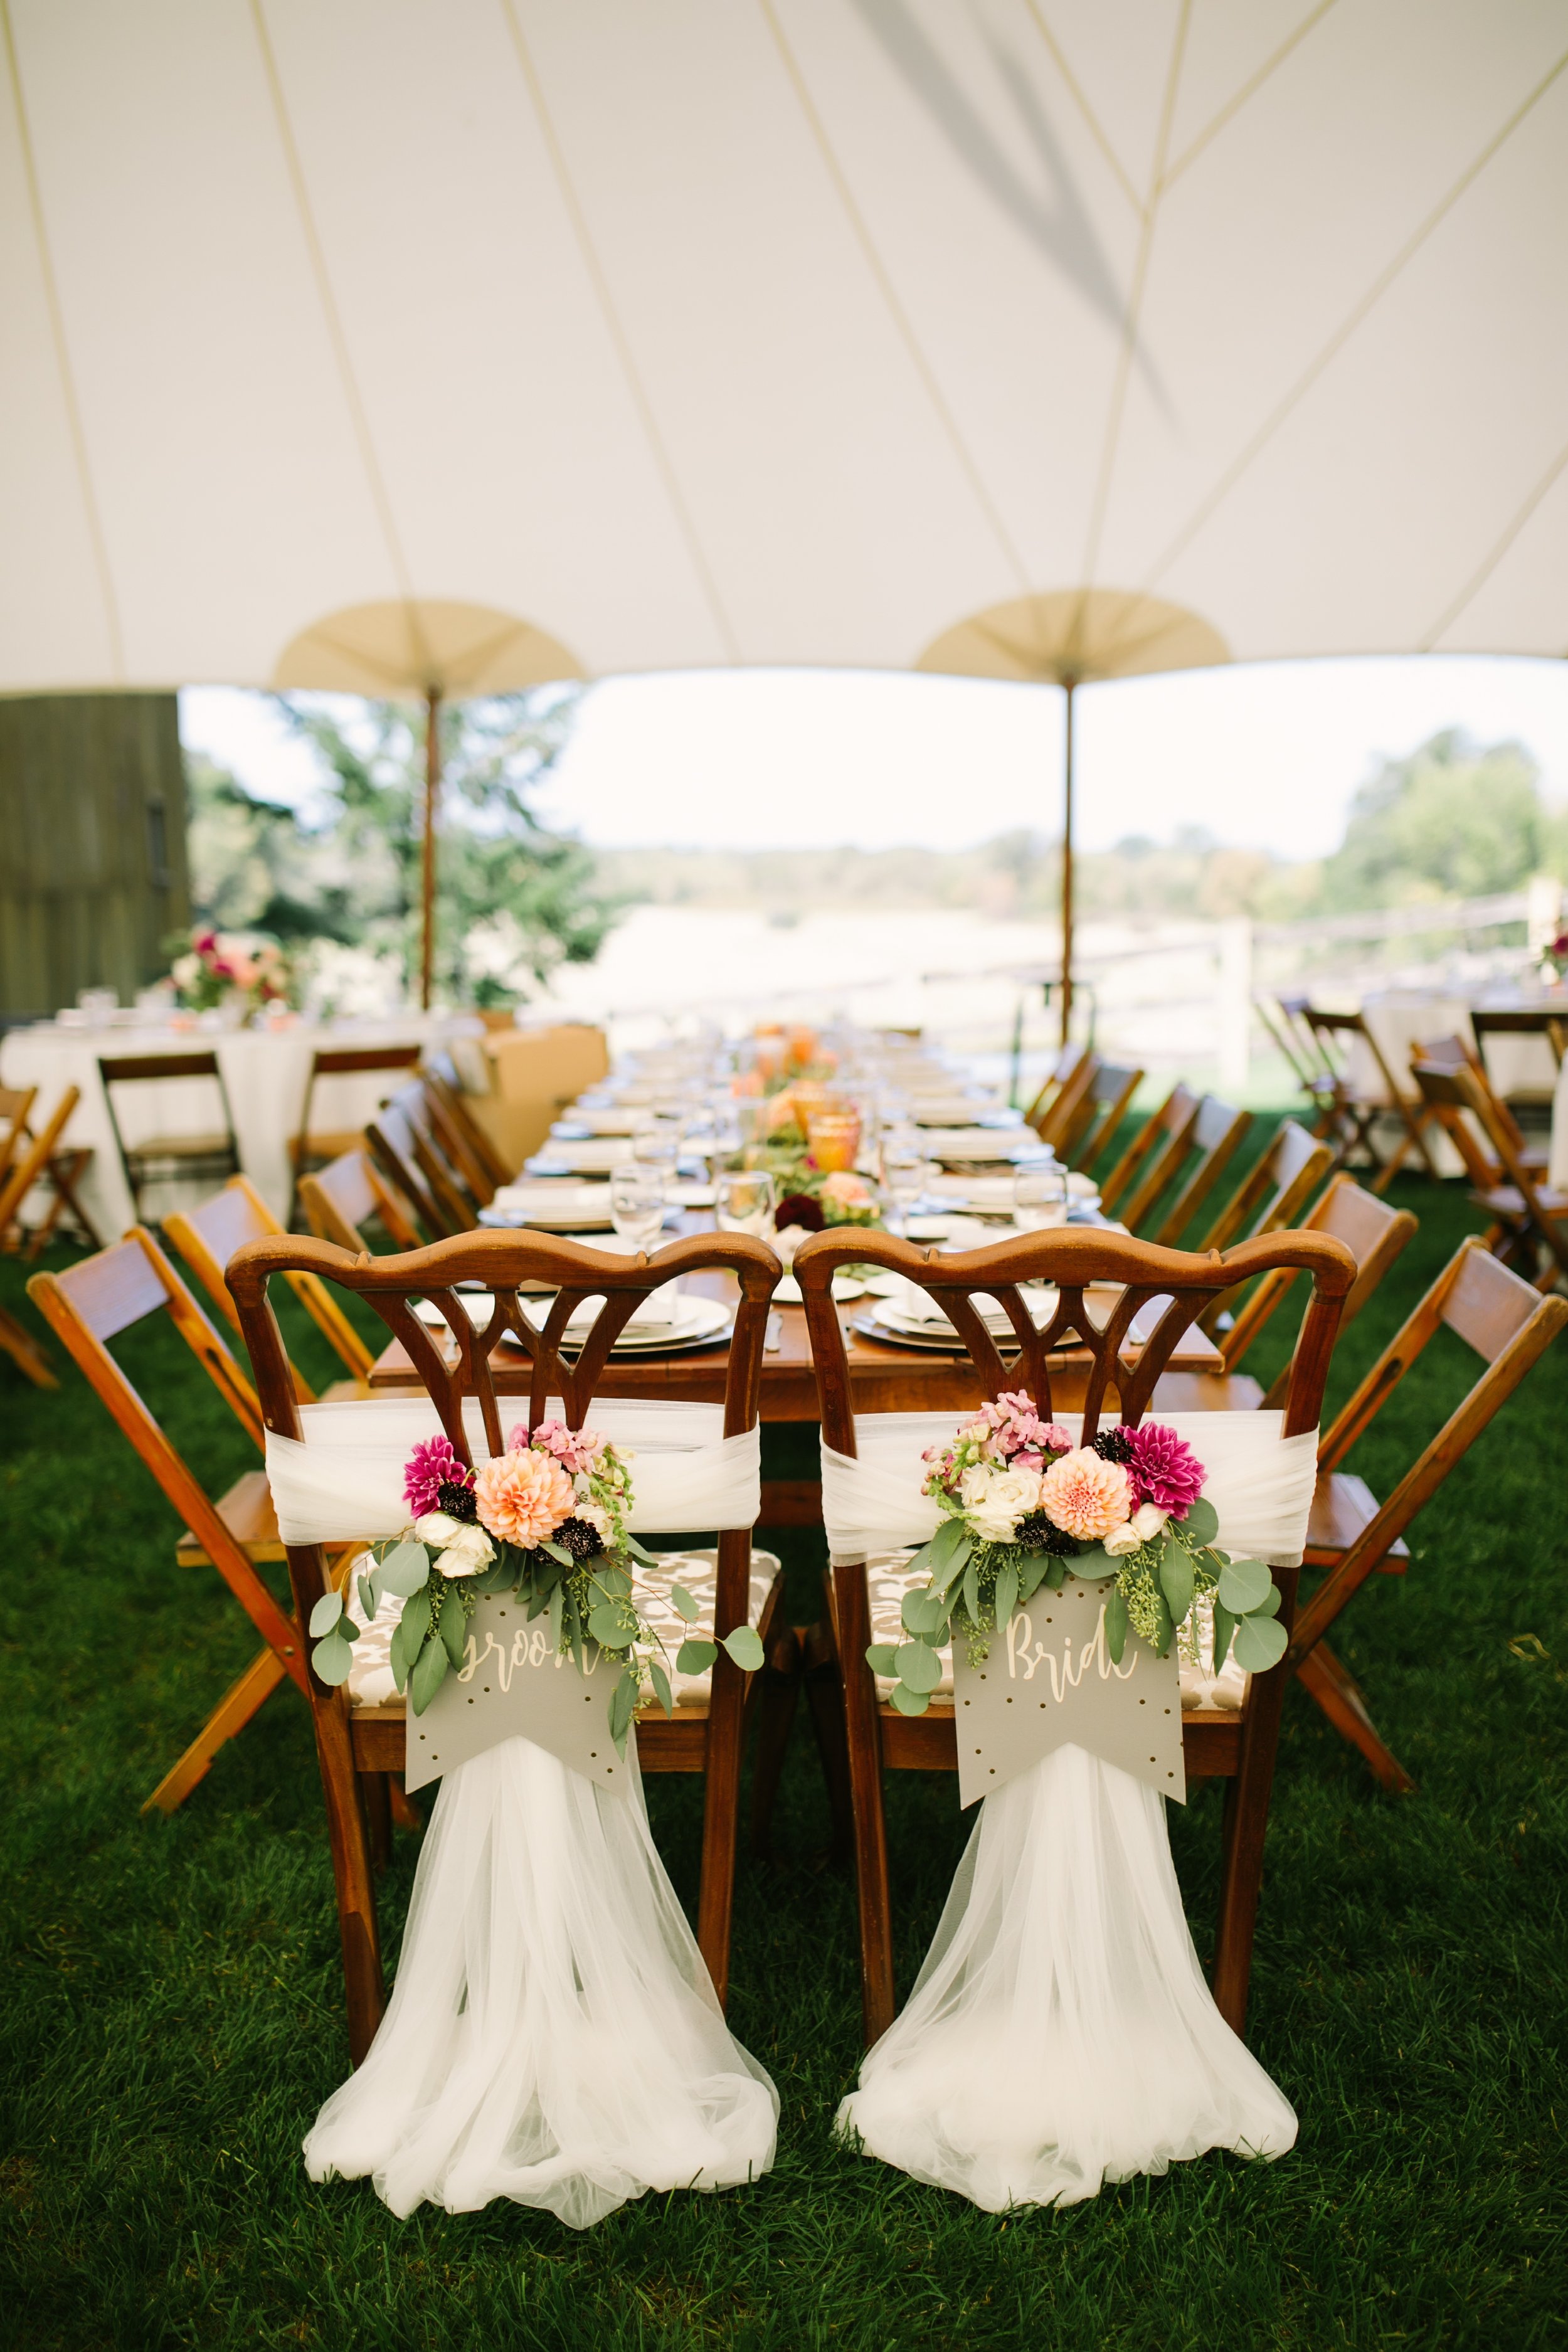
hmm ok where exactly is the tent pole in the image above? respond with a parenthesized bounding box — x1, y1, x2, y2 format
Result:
(1059, 675, 1077, 1049)
(420, 684, 441, 1012)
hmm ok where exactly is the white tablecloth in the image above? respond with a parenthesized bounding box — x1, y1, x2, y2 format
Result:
(1353, 993, 1561, 1103)
(1550, 1054, 1568, 1192)
(0, 1015, 477, 1238)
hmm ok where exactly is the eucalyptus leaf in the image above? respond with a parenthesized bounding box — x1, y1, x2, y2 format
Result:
(1217, 1558, 1273, 1616)
(676, 1637, 718, 1677)
(889, 1682, 930, 1717)
(1018, 1557, 1046, 1602)
(308, 1590, 343, 1638)
(1044, 1559, 1067, 1591)
(648, 1657, 674, 1719)
(409, 1632, 449, 1715)
(1182, 1496, 1219, 1545)
(378, 1540, 432, 1599)
(399, 1586, 432, 1650)
(931, 1535, 973, 1599)
(548, 1580, 564, 1653)
(1074, 1544, 1118, 1581)
(1231, 1613, 1288, 1671)
(597, 1564, 632, 1598)
(439, 1594, 469, 1670)
(356, 1573, 378, 1621)
(623, 1535, 660, 1565)
(1158, 1542, 1194, 1627)
(1253, 1582, 1283, 1619)
(1212, 1599, 1236, 1674)
(865, 1643, 901, 1678)
(896, 1641, 943, 1695)
(927, 1515, 966, 1567)
(310, 1629, 354, 1687)
(1104, 1584, 1129, 1666)
(610, 1667, 637, 1744)
(901, 1588, 946, 1638)
(992, 1564, 1019, 1632)
(1149, 1588, 1174, 1657)
(669, 1583, 702, 1624)
(962, 1557, 980, 1627)
(721, 1625, 765, 1673)
(540, 1540, 573, 1565)
(388, 1616, 410, 1693)
(588, 1604, 633, 1650)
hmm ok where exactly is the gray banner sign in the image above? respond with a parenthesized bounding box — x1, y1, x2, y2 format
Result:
(404, 1592, 627, 1795)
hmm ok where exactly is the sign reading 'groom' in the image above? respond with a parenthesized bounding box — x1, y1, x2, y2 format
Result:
(951, 1574, 1185, 1807)
(404, 1593, 627, 1795)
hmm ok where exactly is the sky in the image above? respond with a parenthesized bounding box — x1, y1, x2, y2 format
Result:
(179, 654, 1568, 864)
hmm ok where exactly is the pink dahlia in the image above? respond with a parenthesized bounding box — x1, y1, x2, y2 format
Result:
(404, 1434, 470, 1517)
(1126, 1422, 1205, 1518)
(1039, 1447, 1132, 1542)
(474, 1448, 575, 1547)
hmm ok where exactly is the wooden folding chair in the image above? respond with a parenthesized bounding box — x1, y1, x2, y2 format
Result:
(299, 1147, 423, 1256)
(1100, 1087, 1253, 1244)
(1290, 1238, 1567, 1791)
(1412, 1059, 1568, 1292)
(164, 1177, 373, 1401)
(26, 1227, 326, 1813)
(1470, 1007, 1565, 1098)
(99, 1051, 241, 1219)
(289, 1041, 424, 1194)
(0, 1083, 100, 1258)
(1061, 1061, 1145, 1173)
(416, 1074, 501, 1208)
(795, 1221, 1353, 2045)
(1022, 1042, 1091, 1136)
(1183, 1118, 1333, 1342)
(1300, 1007, 1439, 1191)
(368, 1087, 477, 1240)
(423, 1052, 512, 1191)
(1412, 1034, 1549, 1182)
(1256, 995, 1333, 1111)
(227, 1226, 788, 2062)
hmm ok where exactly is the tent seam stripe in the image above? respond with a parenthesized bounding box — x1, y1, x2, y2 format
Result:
(1020, 0, 1145, 219)
(1076, 0, 1193, 603)
(1419, 432, 1568, 650)
(1144, 45, 1568, 592)
(246, 0, 427, 670)
(757, 0, 1032, 596)
(1, 0, 124, 680)
(497, 0, 742, 666)
(1160, 0, 1341, 191)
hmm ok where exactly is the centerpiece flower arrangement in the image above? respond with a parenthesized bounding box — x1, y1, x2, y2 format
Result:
(1539, 928, 1568, 987)
(306, 1421, 763, 1752)
(167, 925, 295, 1017)
(871, 1392, 1287, 1716)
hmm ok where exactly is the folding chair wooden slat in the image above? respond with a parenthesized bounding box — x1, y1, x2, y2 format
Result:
(299, 1147, 423, 1256)
(98, 1051, 241, 1219)
(1139, 1093, 1253, 1246)
(1027, 1047, 1100, 1154)
(1412, 1034, 1549, 1182)
(1413, 1058, 1568, 1291)
(289, 1042, 425, 1199)
(1062, 1061, 1145, 1173)
(0, 1085, 96, 1259)
(423, 1052, 512, 1190)
(1301, 1007, 1439, 1192)
(164, 1176, 373, 1397)
(794, 1220, 1355, 2046)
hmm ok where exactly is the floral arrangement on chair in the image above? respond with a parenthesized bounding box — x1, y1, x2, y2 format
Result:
(167, 925, 295, 1017)
(307, 1421, 763, 1751)
(873, 1392, 1286, 1717)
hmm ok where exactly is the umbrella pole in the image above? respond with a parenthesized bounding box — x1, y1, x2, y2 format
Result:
(420, 685, 441, 1012)
(1059, 675, 1076, 1048)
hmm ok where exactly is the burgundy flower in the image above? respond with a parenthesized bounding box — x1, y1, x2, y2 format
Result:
(775, 1192, 825, 1232)
(404, 1434, 470, 1518)
(1125, 1421, 1205, 1518)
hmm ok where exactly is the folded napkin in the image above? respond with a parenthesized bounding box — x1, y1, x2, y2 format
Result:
(912, 1099, 1020, 1129)
(526, 1138, 632, 1175)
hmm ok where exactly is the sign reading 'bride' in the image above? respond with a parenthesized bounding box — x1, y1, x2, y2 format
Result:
(405, 1593, 623, 1794)
(952, 1577, 1185, 1808)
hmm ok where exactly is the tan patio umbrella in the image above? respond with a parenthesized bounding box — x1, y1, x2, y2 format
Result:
(272, 600, 583, 1009)
(918, 592, 1229, 1042)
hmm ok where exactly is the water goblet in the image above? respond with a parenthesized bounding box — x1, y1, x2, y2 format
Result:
(610, 1162, 667, 1252)
(1013, 1165, 1069, 1230)
(715, 1168, 776, 1238)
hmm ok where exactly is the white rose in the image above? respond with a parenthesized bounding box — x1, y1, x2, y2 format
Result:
(1102, 1522, 1143, 1556)
(576, 1500, 612, 1540)
(959, 1462, 994, 1506)
(432, 1521, 495, 1579)
(413, 1510, 464, 1545)
(967, 1466, 1043, 1544)
(1131, 1503, 1168, 1543)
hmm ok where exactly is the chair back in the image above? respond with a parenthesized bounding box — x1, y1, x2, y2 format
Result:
(299, 1147, 422, 1255)
(1022, 1042, 1090, 1135)
(1027, 1047, 1099, 1151)
(423, 1055, 511, 1189)
(1147, 1093, 1253, 1245)
(1098, 1084, 1198, 1226)
(796, 1223, 1353, 1456)
(1062, 1062, 1144, 1172)
(163, 1177, 373, 1395)
(1197, 1118, 1331, 1255)
(365, 1099, 457, 1240)
(293, 1042, 424, 1167)
(418, 1074, 499, 1207)
(381, 1081, 480, 1235)
(1258, 997, 1330, 1095)
(1221, 1173, 1418, 1394)
(0, 1085, 82, 1232)
(1470, 1006, 1566, 1079)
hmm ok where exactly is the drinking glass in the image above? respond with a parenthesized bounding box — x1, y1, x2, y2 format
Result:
(716, 1168, 776, 1237)
(610, 1162, 667, 1251)
(630, 1117, 681, 1194)
(1013, 1165, 1070, 1229)
(881, 1139, 929, 1235)
(805, 1109, 861, 1173)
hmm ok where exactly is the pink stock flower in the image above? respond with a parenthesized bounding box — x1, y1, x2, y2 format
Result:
(475, 1449, 575, 1547)
(403, 1434, 469, 1517)
(1125, 1422, 1206, 1518)
(1039, 1448, 1133, 1542)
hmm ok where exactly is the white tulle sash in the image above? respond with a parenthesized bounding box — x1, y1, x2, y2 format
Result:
(830, 1407, 1314, 2208)
(268, 1396, 760, 1543)
(822, 1411, 1317, 1564)
(275, 1394, 776, 2224)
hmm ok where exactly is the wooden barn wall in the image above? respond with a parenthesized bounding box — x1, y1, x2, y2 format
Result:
(0, 694, 189, 1019)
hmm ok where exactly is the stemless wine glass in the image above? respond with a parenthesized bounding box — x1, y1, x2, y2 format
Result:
(881, 1138, 929, 1236)
(715, 1168, 776, 1237)
(630, 1116, 681, 1196)
(1013, 1165, 1070, 1230)
(610, 1162, 667, 1251)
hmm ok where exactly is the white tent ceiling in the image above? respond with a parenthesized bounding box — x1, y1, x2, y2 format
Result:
(4, 0, 1567, 698)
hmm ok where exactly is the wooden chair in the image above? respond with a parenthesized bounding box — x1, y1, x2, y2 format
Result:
(227, 1226, 788, 2061)
(26, 1226, 326, 1814)
(299, 1147, 423, 1257)
(423, 1051, 513, 1190)
(1290, 1238, 1568, 1791)
(1022, 1042, 1091, 1136)
(289, 1042, 423, 1191)
(1470, 1007, 1565, 1098)
(1180, 1118, 1333, 1343)
(163, 1177, 373, 1402)
(1413, 1034, 1549, 1182)
(1257, 995, 1333, 1108)
(368, 1086, 479, 1240)
(1101, 1087, 1253, 1244)
(99, 1051, 241, 1219)
(1412, 1059, 1568, 1291)
(795, 1221, 1354, 2045)
(1300, 1007, 1439, 1191)
(1061, 1061, 1145, 1174)
(0, 1083, 100, 1257)
(417, 1073, 501, 1208)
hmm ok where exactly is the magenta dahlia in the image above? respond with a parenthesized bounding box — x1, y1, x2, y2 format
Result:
(1125, 1421, 1205, 1518)
(403, 1433, 471, 1517)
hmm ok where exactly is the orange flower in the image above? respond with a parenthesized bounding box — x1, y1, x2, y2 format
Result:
(474, 1448, 575, 1548)
(1038, 1447, 1132, 1542)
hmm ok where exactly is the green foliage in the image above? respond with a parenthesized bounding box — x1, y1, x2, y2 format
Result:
(1319, 728, 1567, 910)
(184, 689, 619, 1007)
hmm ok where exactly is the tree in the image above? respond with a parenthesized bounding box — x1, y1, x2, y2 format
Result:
(185, 689, 618, 1005)
(1320, 729, 1562, 909)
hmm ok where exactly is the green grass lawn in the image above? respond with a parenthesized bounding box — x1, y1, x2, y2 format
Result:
(3, 1173, 1567, 2350)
